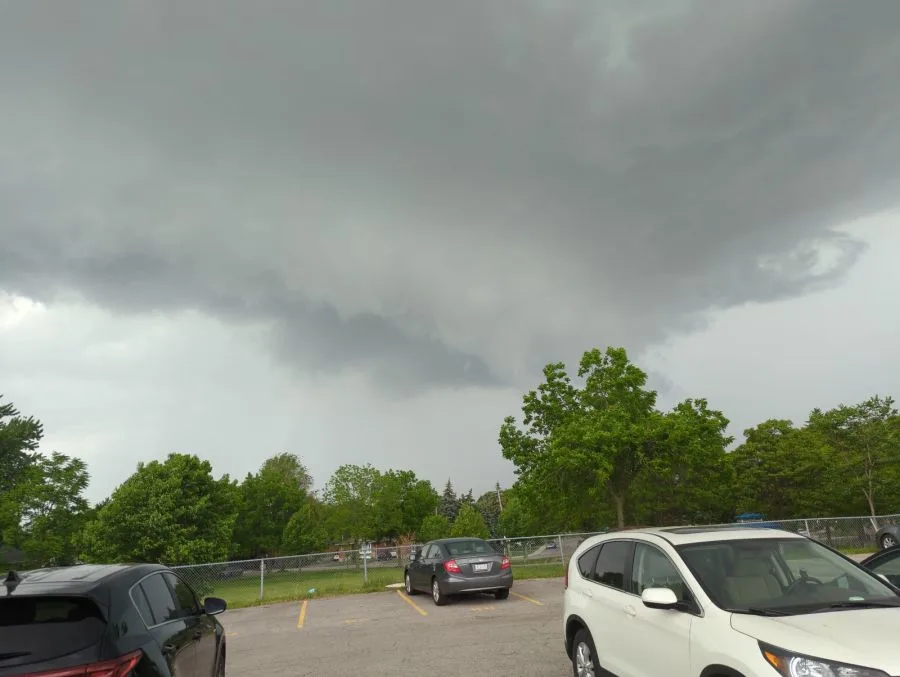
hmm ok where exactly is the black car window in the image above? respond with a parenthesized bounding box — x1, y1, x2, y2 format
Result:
(140, 573, 179, 625)
(593, 541, 632, 590)
(867, 549, 900, 586)
(428, 544, 442, 560)
(577, 545, 601, 579)
(130, 584, 155, 627)
(0, 596, 105, 670)
(164, 572, 200, 618)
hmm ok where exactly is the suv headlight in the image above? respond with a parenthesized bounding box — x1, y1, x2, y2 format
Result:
(760, 643, 888, 677)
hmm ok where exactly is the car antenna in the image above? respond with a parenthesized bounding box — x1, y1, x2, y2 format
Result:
(3, 571, 22, 595)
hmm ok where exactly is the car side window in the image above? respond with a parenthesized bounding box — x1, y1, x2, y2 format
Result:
(165, 572, 200, 618)
(140, 573, 179, 625)
(632, 543, 691, 603)
(867, 550, 900, 586)
(130, 584, 155, 627)
(577, 545, 601, 579)
(592, 541, 632, 590)
(421, 544, 434, 560)
(429, 545, 443, 560)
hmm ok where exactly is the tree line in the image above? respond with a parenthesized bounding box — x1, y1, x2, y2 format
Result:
(2, 346, 899, 567)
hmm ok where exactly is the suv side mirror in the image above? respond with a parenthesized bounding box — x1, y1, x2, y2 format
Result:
(640, 587, 679, 610)
(203, 597, 227, 616)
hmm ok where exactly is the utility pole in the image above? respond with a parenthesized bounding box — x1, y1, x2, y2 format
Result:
(495, 482, 503, 511)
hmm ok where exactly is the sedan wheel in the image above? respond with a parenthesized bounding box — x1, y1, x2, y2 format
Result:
(882, 534, 897, 549)
(572, 630, 597, 677)
(431, 578, 448, 606)
(405, 572, 417, 595)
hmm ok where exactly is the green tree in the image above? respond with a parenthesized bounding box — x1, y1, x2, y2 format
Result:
(497, 491, 541, 537)
(233, 453, 312, 558)
(8, 452, 90, 567)
(82, 453, 239, 565)
(282, 499, 328, 554)
(373, 470, 438, 538)
(418, 514, 451, 542)
(500, 347, 659, 528)
(450, 503, 490, 539)
(808, 396, 900, 518)
(631, 398, 734, 525)
(322, 464, 380, 543)
(438, 480, 459, 522)
(475, 487, 504, 537)
(0, 396, 43, 545)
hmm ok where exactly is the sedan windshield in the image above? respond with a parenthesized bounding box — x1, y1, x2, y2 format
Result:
(677, 538, 900, 615)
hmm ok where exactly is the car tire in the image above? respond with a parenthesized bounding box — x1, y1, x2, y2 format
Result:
(431, 578, 448, 606)
(404, 572, 418, 595)
(882, 534, 897, 549)
(571, 628, 598, 677)
(494, 588, 510, 600)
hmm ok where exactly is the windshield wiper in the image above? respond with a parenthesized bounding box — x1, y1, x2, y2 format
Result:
(821, 600, 900, 610)
(729, 607, 792, 617)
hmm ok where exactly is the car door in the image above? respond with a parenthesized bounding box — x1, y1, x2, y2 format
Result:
(862, 547, 900, 587)
(619, 541, 694, 677)
(165, 572, 218, 677)
(137, 572, 199, 677)
(581, 540, 633, 676)
(411, 544, 433, 590)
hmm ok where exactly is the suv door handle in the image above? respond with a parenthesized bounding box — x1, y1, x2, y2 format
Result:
(584, 588, 593, 598)
(623, 605, 636, 617)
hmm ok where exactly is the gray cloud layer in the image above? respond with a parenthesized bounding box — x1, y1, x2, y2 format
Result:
(2, 0, 899, 391)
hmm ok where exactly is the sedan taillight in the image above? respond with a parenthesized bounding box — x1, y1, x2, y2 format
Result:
(500, 556, 511, 570)
(444, 559, 462, 574)
(21, 650, 143, 677)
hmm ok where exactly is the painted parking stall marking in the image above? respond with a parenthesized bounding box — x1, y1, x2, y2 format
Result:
(396, 589, 429, 616)
(296, 599, 309, 629)
(511, 591, 544, 606)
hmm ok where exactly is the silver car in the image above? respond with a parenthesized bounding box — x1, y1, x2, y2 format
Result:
(404, 538, 513, 605)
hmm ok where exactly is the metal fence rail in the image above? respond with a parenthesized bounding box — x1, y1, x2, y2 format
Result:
(171, 513, 900, 604)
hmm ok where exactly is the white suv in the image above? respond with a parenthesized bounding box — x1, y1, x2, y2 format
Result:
(563, 526, 900, 676)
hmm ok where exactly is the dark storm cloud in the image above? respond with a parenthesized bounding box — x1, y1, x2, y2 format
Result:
(1, 0, 899, 388)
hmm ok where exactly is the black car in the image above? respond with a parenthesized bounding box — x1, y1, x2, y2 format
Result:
(404, 537, 512, 605)
(860, 545, 900, 587)
(0, 563, 227, 677)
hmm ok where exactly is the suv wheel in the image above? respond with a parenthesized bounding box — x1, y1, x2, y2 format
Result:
(571, 628, 597, 677)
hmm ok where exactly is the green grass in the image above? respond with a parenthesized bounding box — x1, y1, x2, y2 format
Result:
(208, 562, 566, 609)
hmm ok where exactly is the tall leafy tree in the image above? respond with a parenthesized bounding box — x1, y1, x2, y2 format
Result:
(8, 452, 90, 567)
(418, 514, 451, 542)
(451, 503, 490, 539)
(233, 453, 312, 557)
(282, 499, 328, 555)
(500, 347, 659, 528)
(475, 488, 504, 538)
(82, 453, 239, 565)
(322, 464, 381, 543)
(808, 396, 900, 519)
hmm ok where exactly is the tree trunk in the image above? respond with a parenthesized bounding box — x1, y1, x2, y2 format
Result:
(612, 493, 625, 529)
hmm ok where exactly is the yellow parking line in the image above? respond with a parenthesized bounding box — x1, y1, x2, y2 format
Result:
(511, 591, 544, 606)
(297, 599, 309, 629)
(396, 590, 429, 616)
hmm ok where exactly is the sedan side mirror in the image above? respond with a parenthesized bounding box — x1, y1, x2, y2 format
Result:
(203, 596, 227, 616)
(641, 587, 679, 610)
(409, 550, 419, 562)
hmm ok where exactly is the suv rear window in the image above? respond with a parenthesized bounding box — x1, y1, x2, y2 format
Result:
(0, 596, 105, 669)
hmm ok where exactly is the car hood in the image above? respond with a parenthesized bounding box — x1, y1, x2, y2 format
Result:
(731, 607, 900, 673)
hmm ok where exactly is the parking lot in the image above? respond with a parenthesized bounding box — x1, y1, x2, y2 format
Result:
(222, 577, 569, 676)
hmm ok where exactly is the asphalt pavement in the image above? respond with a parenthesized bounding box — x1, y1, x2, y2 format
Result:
(221, 577, 569, 676)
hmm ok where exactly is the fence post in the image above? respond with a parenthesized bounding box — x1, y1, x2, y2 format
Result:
(259, 558, 265, 601)
(557, 535, 565, 565)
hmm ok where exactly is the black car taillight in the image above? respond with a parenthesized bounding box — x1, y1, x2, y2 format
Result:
(19, 649, 143, 677)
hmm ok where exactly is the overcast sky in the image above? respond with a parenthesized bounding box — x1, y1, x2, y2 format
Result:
(1, 1, 899, 504)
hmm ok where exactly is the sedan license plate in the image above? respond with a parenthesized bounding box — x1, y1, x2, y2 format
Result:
(472, 563, 491, 573)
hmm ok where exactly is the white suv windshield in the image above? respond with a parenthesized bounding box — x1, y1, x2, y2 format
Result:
(677, 538, 900, 615)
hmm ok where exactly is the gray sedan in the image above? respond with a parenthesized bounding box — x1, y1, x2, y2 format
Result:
(404, 538, 513, 605)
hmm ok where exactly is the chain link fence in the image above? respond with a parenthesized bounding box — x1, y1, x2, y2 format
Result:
(171, 513, 899, 607)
